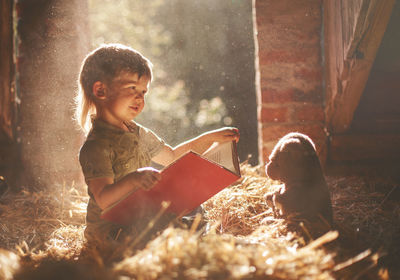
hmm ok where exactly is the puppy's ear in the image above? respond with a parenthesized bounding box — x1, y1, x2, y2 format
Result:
(265, 159, 279, 180)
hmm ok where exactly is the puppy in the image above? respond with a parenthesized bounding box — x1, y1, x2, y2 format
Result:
(264, 132, 333, 224)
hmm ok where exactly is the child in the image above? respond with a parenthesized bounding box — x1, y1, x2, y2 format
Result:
(75, 44, 239, 244)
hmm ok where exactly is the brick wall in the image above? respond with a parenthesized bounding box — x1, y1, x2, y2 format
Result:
(254, 0, 327, 165)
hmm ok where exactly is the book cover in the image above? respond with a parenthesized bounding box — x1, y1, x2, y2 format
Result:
(100, 141, 241, 225)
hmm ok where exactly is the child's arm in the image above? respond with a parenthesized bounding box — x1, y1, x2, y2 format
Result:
(152, 127, 239, 166)
(87, 167, 161, 210)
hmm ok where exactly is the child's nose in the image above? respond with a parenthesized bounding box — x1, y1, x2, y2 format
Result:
(136, 93, 145, 99)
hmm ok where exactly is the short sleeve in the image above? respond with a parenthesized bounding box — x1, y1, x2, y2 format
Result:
(138, 126, 165, 158)
(79, 140, 114, 181)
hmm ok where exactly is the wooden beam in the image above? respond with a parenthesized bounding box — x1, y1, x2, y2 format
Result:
(0, 0, 15, 140)
(324, 0, 395, 133)
(323, 0, 341, 109)
(330, 134, 400, 161)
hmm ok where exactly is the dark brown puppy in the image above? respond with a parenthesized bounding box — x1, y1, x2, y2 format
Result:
(264, 132, 333, 224)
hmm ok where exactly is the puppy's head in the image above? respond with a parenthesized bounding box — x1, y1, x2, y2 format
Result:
(265, 132, 321, 184)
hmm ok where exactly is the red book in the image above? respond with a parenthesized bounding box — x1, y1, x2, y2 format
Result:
(100, 141, 241, 225)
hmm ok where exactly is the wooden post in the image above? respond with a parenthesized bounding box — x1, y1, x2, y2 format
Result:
(0, 0, 15, 140)
(0, 0, 20, 187)
(17, 0, 89, 188)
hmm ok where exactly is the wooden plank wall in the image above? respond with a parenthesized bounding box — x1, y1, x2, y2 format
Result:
(324, 0, 395, 134)
(330, 134, 400, 161)
(324, 0, 398, 162)
(352, 1, 400, 134)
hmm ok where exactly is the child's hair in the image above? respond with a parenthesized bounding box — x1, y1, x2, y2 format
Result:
(75, 43, 153, 133)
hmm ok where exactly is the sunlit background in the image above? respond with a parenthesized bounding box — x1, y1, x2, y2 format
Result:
(88, 0, 258, 164)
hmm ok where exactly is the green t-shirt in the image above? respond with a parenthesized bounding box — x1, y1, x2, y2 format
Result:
(79, 119, 165, 242)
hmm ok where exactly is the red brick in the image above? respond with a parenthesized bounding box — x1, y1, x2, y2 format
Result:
(261, 88, 295, 103)
(259, 47, 321, 65)
(255, 1, 322, 49)
(292, 104, 325, 122)
(260, 106, 289, 123)
(292, 88, 323, 103)
(294, 68, 322, 82)
(255, 0, 322, 25)
(260, 123, 326, 142)
(261, 87, 323, 104)
(257, 26, 320, 51)
(259, 50, 305, 64)
(254, 0, 327, 167)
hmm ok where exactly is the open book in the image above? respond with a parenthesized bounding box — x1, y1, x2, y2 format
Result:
(101, 141, 241, 225)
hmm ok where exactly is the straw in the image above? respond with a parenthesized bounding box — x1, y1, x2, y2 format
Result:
(0, 163, 397, 278)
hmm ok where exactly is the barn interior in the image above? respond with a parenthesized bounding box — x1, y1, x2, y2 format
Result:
(0, 0, 399, 279)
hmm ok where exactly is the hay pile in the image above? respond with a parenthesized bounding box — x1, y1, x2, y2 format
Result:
(114, 227, 337, 279)
(330, 175, 400, 249)
(0, 164, 397, 279)
(0, 182, 87, 250)
(328, 173, 400, 276)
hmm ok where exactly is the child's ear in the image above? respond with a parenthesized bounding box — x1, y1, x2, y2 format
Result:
(92, 81, 107, 99)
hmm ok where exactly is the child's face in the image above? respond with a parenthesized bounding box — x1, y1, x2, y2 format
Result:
(102, 71, 150, 126)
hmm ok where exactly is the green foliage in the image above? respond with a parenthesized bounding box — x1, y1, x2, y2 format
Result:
(89, 0, 169, 59)
(89, 0, 229, 145)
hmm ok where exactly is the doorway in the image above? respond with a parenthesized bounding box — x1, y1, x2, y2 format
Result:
(89, 0, 259, 164)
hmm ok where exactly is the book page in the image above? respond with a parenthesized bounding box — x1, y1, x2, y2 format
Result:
(202, 141, 240, 175)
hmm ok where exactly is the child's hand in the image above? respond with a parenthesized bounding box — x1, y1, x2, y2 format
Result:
(135, 167, 161, 191)
(205, 127, 240, 143)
